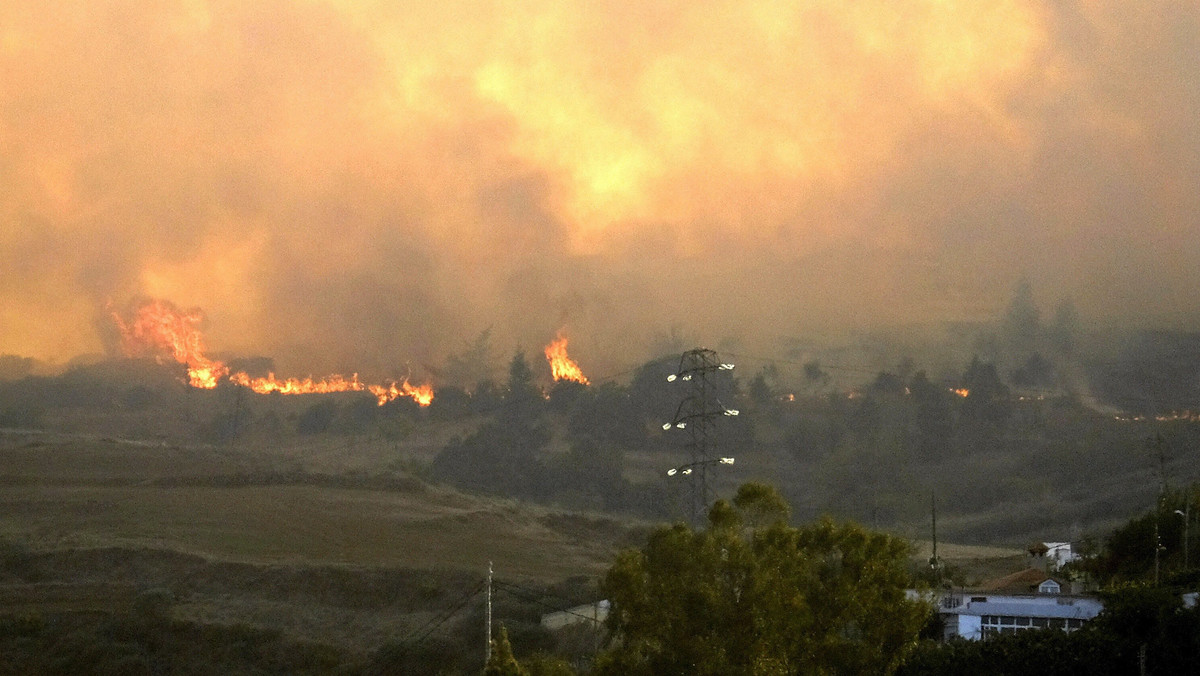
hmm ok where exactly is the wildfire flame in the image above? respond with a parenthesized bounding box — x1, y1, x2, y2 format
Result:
(111, 299, 433, 406)
(951, 388, 970, 398)
(544, 332, 589, 385)
(111, 299, 229, 388)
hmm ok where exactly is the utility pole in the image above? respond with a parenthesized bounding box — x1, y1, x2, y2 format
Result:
(1185, 503, 1191, 571)
(1154, 518, 1163, 585)
(930, 492, 941, 582)
(1177, 503, 1191, 571)
(485, 561, 493, 662)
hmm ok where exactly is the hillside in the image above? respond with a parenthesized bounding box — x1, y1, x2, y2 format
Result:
(2, 332, 1198, 669)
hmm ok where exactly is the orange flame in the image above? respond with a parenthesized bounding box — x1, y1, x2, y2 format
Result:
(369, 380, 435, 407)
(111, 299, 229, 388)
(544, 332, 589, 385)
(951, 388, 970, 398)
(111, 299, 433, 406)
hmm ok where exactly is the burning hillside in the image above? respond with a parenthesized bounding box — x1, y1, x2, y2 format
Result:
(110, 299, 433, 406)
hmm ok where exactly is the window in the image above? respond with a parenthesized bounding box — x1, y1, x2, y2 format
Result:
(1038, 579, 1062, 594)
(977, 612, 1087, 639)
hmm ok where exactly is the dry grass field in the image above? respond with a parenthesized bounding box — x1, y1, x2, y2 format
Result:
(1, 428, 641, 580)
(0, 419, 1030, 657)
(0, 425, 643, 655)
(0, 483, 634, 580)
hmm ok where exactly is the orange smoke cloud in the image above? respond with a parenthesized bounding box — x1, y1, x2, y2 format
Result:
(2, 1, 1199, 370)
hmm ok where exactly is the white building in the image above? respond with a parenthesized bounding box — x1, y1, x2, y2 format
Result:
(939, 592, 1103, 641)
(1036, 542, 1080, 570)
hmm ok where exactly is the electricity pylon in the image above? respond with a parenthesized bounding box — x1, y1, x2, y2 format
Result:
(663, 348, 738, 525)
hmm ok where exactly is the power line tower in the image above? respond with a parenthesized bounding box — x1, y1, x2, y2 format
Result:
(662, 348, 738, 525)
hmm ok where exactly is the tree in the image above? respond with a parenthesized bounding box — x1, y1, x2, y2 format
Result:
(430, 419, 551, 498)
(803, 360, 830, 392)
(909, 371, 954, 461)
(485, 625, 529, 676)
(1049, 299, 1079, 356)
(959, 357, 1012, 443)
(1079, 486, 1199, 585)
(444, 328, 498, 390)
(296, 399, 338, 434)
(595, 483, 929, 675)
(1002, 277, 1041, 353)
(505, 350, 543, 423)
(1009, 352, 1054, 389)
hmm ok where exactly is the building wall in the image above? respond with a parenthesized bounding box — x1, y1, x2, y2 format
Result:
(946, 614, 982, 641)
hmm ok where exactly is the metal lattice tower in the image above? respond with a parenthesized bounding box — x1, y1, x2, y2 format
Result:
(663, 348, 738, 525)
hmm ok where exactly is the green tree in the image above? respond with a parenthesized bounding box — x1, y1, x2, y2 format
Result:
(1078, 486, 1199, 585)
(595, 483, 930, 675)
(485, 625, 529, 676)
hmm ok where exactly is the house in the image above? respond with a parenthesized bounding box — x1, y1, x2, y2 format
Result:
(1028, 541, 1080, 571)
(936, 568, 1102, 641)
(1043, 542, 1079, 569)
(938, 591, 1103, 640)
(979, 568, 1072, 595)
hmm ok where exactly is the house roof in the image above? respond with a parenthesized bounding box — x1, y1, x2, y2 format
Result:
(946, 597, 1103, 620)
(978, 568, 1065, 594)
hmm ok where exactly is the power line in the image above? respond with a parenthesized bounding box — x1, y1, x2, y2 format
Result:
(491, 579, 606, 626)
(401, 578, 487, 650)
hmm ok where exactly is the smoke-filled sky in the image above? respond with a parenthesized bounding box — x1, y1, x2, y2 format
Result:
(2, 0, 1198, 377)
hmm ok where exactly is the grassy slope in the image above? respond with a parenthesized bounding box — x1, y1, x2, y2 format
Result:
(1, 483, 629, 579)
(0, 430, 637, 580)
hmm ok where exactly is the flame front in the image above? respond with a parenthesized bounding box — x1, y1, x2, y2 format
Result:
(544, 333, 589, 385)
(111, 299, 433, 406)
(111, 299, 228, 388)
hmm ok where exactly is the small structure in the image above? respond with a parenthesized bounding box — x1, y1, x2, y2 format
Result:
(1043, 542, 1079, 569)
(1028, 541, 1079, 571)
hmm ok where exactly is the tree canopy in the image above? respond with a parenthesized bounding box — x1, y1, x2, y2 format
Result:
(594, 483, 930, 675)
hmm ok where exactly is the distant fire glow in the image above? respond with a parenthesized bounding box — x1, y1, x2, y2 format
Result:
(952, 388, 970, 398)
(544, 333, 589, 385)
(112, 299, 433, 406)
